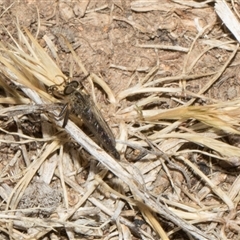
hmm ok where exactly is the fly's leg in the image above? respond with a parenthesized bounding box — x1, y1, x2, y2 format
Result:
(55, 103, 70, 127)
(44, 103, 70, 127)
(61, 104, 70, 127)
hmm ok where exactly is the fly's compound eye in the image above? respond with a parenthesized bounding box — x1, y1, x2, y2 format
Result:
(69, 81, 79, 88)
(64, 81, 79, 95)
(64, 85, 74, 95)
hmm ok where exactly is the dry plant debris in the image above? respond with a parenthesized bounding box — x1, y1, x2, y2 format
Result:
(1, 0, 240, 239)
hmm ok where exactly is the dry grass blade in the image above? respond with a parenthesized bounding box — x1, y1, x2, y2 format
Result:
(178, 156, 234, 209)
(150, 131, 240, 160)
(0, 44, 59, 103)
(6, 140, 61, 210)
(215, 0, 240, 43)
(146, 102, 240, 135)
(23, 28, 65, 85)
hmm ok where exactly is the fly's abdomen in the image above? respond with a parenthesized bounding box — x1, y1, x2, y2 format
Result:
(65, 85, 120, 159)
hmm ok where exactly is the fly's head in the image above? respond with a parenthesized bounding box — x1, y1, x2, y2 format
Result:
(63, 81, 80, 95)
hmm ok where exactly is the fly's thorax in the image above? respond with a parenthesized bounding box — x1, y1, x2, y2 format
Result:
(62, 80, 120, 159)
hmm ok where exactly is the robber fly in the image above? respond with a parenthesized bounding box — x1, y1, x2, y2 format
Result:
(58, 80, 120, 159)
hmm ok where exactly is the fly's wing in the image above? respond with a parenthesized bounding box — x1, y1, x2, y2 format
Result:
(69, 89, 120, 159)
